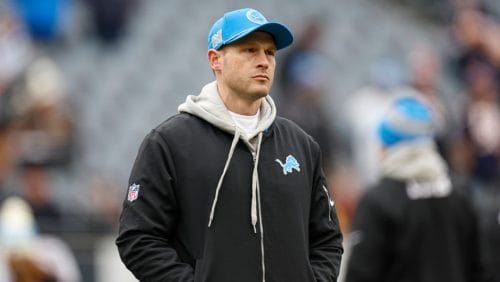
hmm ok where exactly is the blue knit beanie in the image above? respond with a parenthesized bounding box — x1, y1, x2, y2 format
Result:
(378, 96, 433, 148)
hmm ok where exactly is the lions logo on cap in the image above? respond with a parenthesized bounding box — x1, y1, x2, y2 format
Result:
(211, 29, 222, 49)
(246, 9, 267, 24)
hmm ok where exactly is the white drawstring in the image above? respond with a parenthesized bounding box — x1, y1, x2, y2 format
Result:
(207, 130, 266, 281)
(256, 140, 266, 282)
(251, 132, 263, 233)
(208, 130, 241, 227)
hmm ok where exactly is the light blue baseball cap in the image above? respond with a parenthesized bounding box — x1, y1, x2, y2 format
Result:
(378, 96, 433, 148)
(208, 8, 293, 51)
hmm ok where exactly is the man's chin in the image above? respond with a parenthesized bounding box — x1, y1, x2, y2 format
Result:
(251, 85, 271, 98)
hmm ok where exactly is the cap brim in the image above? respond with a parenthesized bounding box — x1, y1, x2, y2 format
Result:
(225, 22, 293, 50)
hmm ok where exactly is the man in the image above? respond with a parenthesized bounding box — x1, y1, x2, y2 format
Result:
(344, 96, 489, 282)
(116, 8, 343, 282)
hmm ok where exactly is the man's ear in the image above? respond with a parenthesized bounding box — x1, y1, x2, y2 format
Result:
(208, 49, 222, 71)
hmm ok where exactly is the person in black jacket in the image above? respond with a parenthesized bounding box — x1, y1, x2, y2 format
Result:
(116, 8, 343, 282)
(344, 96, 490, 282)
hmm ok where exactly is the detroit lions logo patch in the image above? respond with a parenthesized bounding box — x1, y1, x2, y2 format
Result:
(275, 155, 301, 175)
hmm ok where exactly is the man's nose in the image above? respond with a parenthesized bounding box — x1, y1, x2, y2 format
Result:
(255, 50, 270, 68)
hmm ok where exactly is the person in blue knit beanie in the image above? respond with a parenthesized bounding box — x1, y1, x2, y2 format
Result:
(345, 95, 492, 282)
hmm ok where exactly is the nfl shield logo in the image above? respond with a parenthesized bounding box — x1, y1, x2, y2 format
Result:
(127, 183, 140, 202)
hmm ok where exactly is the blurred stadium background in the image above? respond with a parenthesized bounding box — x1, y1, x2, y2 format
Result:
(0, 0, 499, 281)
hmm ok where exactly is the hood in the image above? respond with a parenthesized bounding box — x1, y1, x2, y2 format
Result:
(380, 140, 449, 182)
(178, 80, 277, 145)
(380, 141, 452, 199)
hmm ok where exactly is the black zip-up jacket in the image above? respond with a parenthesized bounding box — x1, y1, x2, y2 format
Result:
(116, 112, 343, 282)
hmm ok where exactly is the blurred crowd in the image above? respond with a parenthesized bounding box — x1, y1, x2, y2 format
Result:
(0, 0, 137, 281)
(0, 0, 498, 281)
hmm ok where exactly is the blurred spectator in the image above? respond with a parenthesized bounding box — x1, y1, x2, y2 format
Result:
(450, 59, 499, 185)
(0, 196, 82, 282)
(449, 5, 500, 89)
(276, 17, 337, 172)
(447, 4, 500, 280)
(84, 0, 137, 44)
(18, 163, 62, 235)
(7, 56, 75, 167)
(8, 0, 72, 41)
(345, 96, 491, 282)
(397, 44, 454, 161)
(0, 125, 16, 202)
(0, 5, 33, 96)
(447, 59, 500, 282)
(344, 57, 404, 188)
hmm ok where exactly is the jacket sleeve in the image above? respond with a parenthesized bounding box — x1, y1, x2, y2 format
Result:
(344, 193, 388, 282)
(309, 147, 344, 281)
(116, 130, 194, 282)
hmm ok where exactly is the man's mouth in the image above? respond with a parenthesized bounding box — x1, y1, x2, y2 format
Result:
(252, 74, 269, 80)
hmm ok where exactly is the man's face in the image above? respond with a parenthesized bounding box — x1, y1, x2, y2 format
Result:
(216, 32, 277, 101)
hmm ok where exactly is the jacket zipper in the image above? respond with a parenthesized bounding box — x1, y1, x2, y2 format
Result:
(252, 151, 266, 282)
